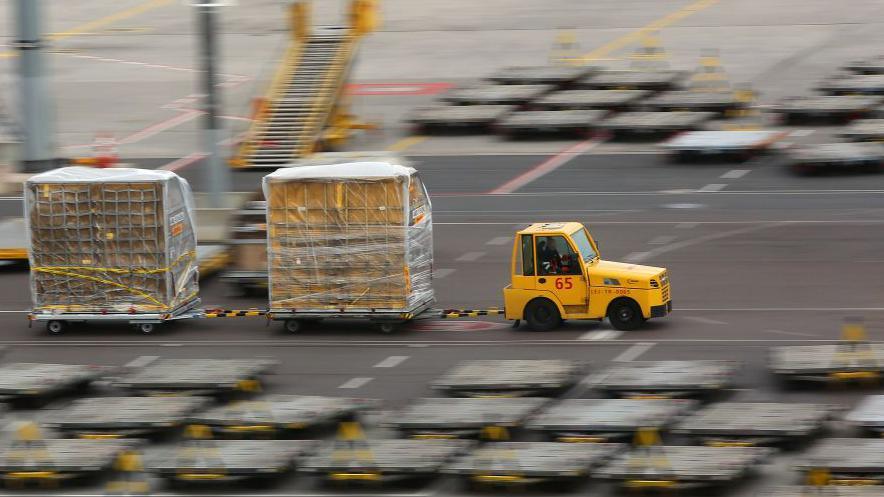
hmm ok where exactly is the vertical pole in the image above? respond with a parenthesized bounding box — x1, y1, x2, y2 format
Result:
(15, 0, 57, 172)
(197, 5, 230, 207)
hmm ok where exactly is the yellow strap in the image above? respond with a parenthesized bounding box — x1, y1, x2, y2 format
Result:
(31, 268, 164, 307)
(33, 251, 196, 275)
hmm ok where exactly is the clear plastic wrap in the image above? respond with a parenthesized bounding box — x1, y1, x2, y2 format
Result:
(25, 167, 199, 314)
(263, 159, 433, 312)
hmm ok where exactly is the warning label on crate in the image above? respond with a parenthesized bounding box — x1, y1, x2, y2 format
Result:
(170, 212, 186, 237)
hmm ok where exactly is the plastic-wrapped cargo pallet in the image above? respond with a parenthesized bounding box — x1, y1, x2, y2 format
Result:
(25, 167, 199, 314)
(263, 158, 433, 315)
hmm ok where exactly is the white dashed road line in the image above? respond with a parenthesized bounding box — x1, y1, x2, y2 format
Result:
(623, 251, 651, 263)
(374, 356, 409, 368)
(339, 377, 373, 389)
(648, 235, 676, 245)
(433, 268, 456, 279)
(675, 222, 698, 229)
(684, 316, 728, 325)
(698, 183, 727, 192)
(578, 330, 623, 341)
(485, 236, 512, 246)
(124, 355, 159, 368)
(720, 169, 750, 179)
(764, 329, 818, 338)
(613, 342, 655, 362)
(456, 251, 486, 262)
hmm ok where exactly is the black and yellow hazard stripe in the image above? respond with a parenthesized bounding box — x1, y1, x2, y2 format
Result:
(204, 309, 267, 318)
(441, 308, 504, 319)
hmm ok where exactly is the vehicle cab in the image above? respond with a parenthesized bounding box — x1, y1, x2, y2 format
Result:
(503, 222, 671, 331)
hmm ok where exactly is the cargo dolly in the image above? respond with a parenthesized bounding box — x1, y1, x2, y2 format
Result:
(672, 402, 836, 447)
(589, 360, 740, 398)
(431, 360, 585, 398)
(762, 487, 882, 497)
(271, 298, 438, 334)
(595, 444, 770, 490)
(526, 398, 696, 443)
(29, 297, 206, 335)
(487, 66, 593, 85)
(640, 91, 745, 113)
(444, 442, 624, 488)
(408, 105, 515, 133)
(662, 130, 789, 161)
(844, 56, 884, 75)
(300, 439, 472, 483)
(146, 439, 316, 484)
(578, 70, 687, 91)
(817, 75, 884, 96)
(439, 84, 553, 106)
(768, 343, 884, 383)
(775, 96, 880, 124)
(384, 397, 548, 439)
(113, 358, 278, 396)
(795, 438, 884, 485)
(787, 142, 884, 175)
(838, 118, 884, 141)
(189, 395, 380, 437)
(600, 111, 716, 139)
(496, 109, 607, 138)
(845, 395, 884, 435)
(0, 362, 108, 405)
(533, 89, 651, 111)
(40, 396, 211, 439)
(0, 438, 137, 487)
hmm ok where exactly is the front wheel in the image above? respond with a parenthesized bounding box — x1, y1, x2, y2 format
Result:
(525, 299, 562, 332)
(47, 320, 66, 335)
(608, 299, 645, 331)
(136, 323, 156, 334)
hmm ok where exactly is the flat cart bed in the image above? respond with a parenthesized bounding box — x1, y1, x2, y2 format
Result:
(787, 142, 884, 174)
(113, 358, 278, 394)
(769, 344, 884, 380)
(844, 395, 884, 433)
(431, 360, 585, 397)
(590, 360, 739, 397)
(662, 130, 788, 157)
(795, 438, 884, 483)
(0, 439, 137, 481)
(408, 105, 514, 131)
(534, 90, 650, 110)
(385, 398, 548, 438)
(595, 446, 770, 488)
(775, 96, 880, 123)
(29, 297, 203, 335)
(0, 217, 27, 261)
(300, 439, 472, 481)
(269, 298, 436, 331)
(838, 118, 884, 141)
(578, 70, 687, 90)
(600, 111, 715, 137)
(844, 57, 884, 74)
(147, 440, 316, 482)
(487, 66, 593, 85)
(818, 75, 884, 95)
(440, 84, 553, 105)
(496, 110, 607, 136)
(190, 395, 380, 436)
(526, 398, 696, 442)
(762, 487, 882, 497)
(672, 402, 836, 446)
(0, 363, 108, 400)
(41, 396, 211, 438)
(641, 91, 744, 113)
(444, 442, 624, 483)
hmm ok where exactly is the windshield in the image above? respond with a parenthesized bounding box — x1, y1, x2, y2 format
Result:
(570, 228, 598, 262)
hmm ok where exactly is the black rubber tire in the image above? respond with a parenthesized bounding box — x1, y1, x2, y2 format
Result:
(46, 320, 65, 335)
(136, 323, 156, 334)
(377, 323, 398, 334)
(608, 299, 645, 331)
(284, 320, 302, 333)
(524, 299, 562, 332)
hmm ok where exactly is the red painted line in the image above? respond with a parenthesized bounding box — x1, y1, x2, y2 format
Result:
(347, 82, 453, 96)
(488, 139, 603, 195)
(161, 152, 206, 172)
(119, 110, 202, 145)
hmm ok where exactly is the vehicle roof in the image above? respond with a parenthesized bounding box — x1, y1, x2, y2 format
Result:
(518, 222, 585, 235)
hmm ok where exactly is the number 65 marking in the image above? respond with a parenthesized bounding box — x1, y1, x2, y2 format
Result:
(554, 277, 573, 290)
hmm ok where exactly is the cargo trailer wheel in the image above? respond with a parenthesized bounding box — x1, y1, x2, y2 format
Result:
(377, 323, 397, 334)
(525, 299, 561, 332)
(284, 319, 302, 333)
(136, 323, 156, 334)
(608, 298, 644, 331)
(46, 320, 65, 335)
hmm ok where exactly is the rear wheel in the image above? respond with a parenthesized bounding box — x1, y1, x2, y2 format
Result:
(284, 319, 302, 333)
(377, 323, 398, 334)
(46, 320, 65, 335)
(136, 323, 156, 334)
(608, 299, 645, 331)
(524, 299, 562, 332)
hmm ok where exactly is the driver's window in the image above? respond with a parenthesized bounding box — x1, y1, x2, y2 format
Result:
(536, 236, 581, 276)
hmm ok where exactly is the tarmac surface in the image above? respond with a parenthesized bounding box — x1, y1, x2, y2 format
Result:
(0, 0, 884, 495)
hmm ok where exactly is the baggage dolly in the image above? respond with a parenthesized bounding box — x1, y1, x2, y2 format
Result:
(600, 111, 715, 139)
(445, 442, 624, 489)
(577, 70, 687, 91)
(662, 130, 789, 161)
(844, 395, 884, 435)
(526, 398, 696, 442)
(844, 56, 884, 75)
(407, 105, 515, 133)
(769, 335, 884, 384)
(817, 75, 884, 96)
(496, 109, 607, 138)
(787, 142, 884, 175)
(533, 89, 650, 111)
(0, 436, 137, 487)
(189, 395, 380, 437)
(487, 66, 593, 85)
(431, 360, 586, 398)
(762, 487, 881, 497)
(384, 397, 548, 439)
(795, 438, 884, 485)
(590, 360, 740, 398)
(838, 118, 884, 141)
(0, 363, 109, 406)
(29, 298, 205, 335)
(775, 96, 880, 124)
(439, 84, 553, 106)
(641, 91, 745, 113)
(113, 358, 278, 397)
(672, 402, 837, 447)
(270, 298, 437, 334)
(41, 396, 211, 439)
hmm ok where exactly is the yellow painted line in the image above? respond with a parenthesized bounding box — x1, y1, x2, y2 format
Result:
(579, 0, 720, 63)
(0, 0, 173, 59)
(387, 135, 426, 153)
